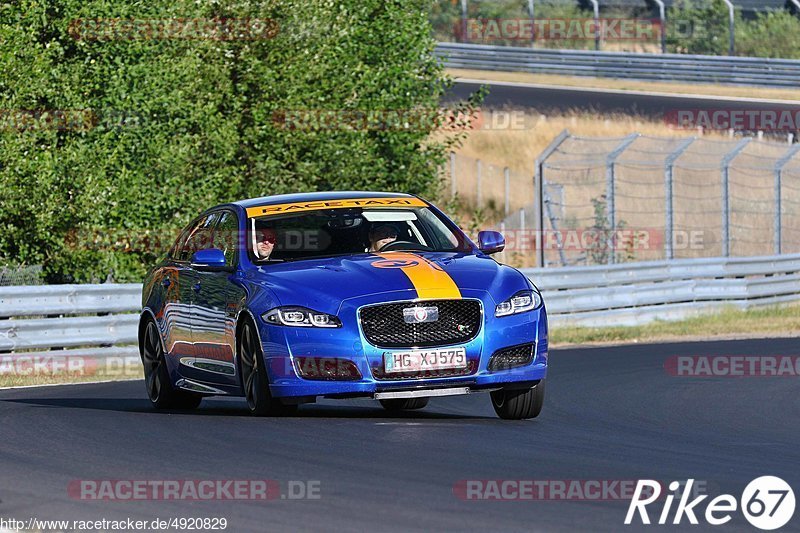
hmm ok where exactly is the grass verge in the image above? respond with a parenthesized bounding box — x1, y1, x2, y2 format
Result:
(550, 302, 800, 347)
(0, 369, 143, 389)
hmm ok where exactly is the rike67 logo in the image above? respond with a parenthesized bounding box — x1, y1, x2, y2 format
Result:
(626, 477, 795, 530)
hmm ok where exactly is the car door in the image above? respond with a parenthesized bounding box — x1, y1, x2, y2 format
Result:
(172, 212, 219, 366)
(186, 209, 244, 386)
(160, 218, 203, 360)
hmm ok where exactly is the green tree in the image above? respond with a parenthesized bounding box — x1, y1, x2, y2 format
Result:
(0, 0, 474, 282)
(666, 0, 731, 55)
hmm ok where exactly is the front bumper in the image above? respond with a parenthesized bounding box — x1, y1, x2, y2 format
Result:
(257, 289, 548, 399)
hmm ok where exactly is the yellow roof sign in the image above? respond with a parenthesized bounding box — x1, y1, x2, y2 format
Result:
(246, 197, 428, 218)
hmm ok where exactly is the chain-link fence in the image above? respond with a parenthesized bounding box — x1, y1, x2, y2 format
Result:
(446, 151, 535, 218)
(0, 264, 43, 286)
(445, 131, 800, 268)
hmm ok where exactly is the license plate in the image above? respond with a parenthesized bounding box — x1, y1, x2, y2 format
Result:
(383, 347, 467, 374)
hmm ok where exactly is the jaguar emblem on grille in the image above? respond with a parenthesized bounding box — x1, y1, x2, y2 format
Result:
(403, 306, 439, 324)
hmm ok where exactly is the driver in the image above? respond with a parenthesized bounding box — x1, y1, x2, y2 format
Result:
(255, 227, 277, 260)
(368, 224, 398, 252)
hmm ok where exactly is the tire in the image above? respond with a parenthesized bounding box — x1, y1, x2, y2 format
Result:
(490, 380, 545, 420)
(379, 397, 430, 411)
(238, 319, 297, 417)
(140, 320, 202, 410)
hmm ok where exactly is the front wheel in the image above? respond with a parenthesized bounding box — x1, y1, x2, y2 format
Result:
(140, 320, 202, 410)
(239, 320, 297, 417)
(379, 398, 430, 411)
(491, 380, 545, 420)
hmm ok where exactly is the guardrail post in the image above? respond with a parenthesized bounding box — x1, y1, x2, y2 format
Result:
(589, 0, 600, 50)
(722, 0, 735, 55)
(504, 167, 510, 216)
(527, 0, 535, 47)
(721, 138, 750, 257)
(652, 0, 666, 53)
(664, 138, 695, 260)
(534, 129, 570, 268)
(774, 144, 800, 254)
(460, 0, 469, 44)
(450, 151, 457, 199)
(605, 134, 639, 264)
(476, 159, 482, 209)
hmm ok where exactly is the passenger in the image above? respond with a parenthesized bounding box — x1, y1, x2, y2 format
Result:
(368, 224, 398, 252)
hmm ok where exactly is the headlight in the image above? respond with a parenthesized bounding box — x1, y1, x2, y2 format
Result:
(495, 290, 542, 317)
(262, 307, 342, 328)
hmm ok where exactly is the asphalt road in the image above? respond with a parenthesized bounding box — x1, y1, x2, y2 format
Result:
(1, 337, 798, 532)
(447, 80, 800, 121)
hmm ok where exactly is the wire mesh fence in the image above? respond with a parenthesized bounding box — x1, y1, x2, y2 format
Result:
(445, 131, 800, 267)
(0, 264, 43, 286)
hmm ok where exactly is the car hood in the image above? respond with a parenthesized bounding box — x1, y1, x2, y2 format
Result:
(248, 252, 528, 315)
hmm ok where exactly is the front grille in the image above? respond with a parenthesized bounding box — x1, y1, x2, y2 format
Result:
(488, 343, 535, 371)
(359, 299, 482, 348)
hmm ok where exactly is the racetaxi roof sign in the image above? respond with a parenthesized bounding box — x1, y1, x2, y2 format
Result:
(245, 197, 428, 218)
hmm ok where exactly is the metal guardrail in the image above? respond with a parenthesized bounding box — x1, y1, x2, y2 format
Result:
(523, 253, 800, 326)
(435, 43, 800, 87)
(0, 283, 141, 363)
(0, 254, 798, 362)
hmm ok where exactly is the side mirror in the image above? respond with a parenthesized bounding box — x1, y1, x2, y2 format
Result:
(191, 248, 230, 272)
(478, 230, 505, 255)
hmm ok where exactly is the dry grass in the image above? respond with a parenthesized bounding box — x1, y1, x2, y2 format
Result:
(444, 110, 728, 177)
(0, 370, 142, 389)
(448, 68, 800, 102)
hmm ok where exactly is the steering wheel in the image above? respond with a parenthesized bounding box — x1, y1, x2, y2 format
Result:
(378, 240, 433, 252)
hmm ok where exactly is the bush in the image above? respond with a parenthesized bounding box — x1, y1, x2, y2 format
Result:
(736, 10, 800, 59)
(666, 0, 800, 58)
(0, 0, 473, 283)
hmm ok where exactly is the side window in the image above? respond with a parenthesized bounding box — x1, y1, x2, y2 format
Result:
(168, 225, 193, 261)
(178, 213, 220, 262)
(213, 210, 239, 266)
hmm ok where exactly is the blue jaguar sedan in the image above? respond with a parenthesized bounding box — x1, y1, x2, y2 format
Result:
(139, 192, 548, 419)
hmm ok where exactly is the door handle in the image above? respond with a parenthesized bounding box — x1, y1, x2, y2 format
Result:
(161, 278, 171, 288)
(192, 282, 201, 292)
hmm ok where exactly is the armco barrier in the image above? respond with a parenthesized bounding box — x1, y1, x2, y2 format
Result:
(435, 43, 800, 87)
(522, 253, 800, 326)
(1, 253, 798, 360)
(0, 283, 141, 362)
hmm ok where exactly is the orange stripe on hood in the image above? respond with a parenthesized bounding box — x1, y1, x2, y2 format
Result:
(372, 252, 461, 300)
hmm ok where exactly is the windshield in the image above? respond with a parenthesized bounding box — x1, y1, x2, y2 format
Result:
(248, 207, 472, 262)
